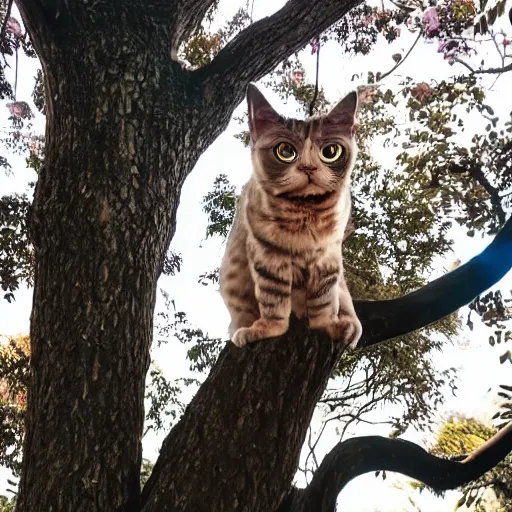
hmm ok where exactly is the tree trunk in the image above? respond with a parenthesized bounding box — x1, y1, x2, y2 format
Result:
(15, 14, 198, 511)
(141, 320, 344, 512)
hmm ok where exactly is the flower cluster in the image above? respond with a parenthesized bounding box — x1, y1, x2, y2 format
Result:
(420, 0, 476, 64)
(6, 101, 33, 120)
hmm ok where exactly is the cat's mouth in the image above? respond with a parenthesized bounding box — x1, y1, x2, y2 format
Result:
(278, 191, 333, 204)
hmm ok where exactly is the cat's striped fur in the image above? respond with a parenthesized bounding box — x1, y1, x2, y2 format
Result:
(219, 84, 362, 348)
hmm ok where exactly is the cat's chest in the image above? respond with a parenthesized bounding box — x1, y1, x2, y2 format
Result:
(273, 208, 340, 247)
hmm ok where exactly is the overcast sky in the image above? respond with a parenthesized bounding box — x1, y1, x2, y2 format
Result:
(1, 0, 511, 510)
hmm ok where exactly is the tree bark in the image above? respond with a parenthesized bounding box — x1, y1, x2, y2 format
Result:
(15, 4, 196, 510)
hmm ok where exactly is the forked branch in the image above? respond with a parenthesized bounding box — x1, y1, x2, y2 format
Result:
(355, 214, 512, 349)
(194, 0, 363, 136)
(288, 422, 512, 512)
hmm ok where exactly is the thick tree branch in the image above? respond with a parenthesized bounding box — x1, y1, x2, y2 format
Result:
(141, 323, 348, 512)
(193, 0, 363, 146)
(289, 422, 512, 512)
(14, 0, 56, 61)
(355, 214, 512, 349)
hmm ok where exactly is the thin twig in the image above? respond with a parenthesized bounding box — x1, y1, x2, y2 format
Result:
(249, 0, 255, 22)
(453, 57, 512, 75)
(309, 38, 320, 117)
(453, 57, 476, 73)
(14, 45, 18, 99)
(378, 32, 422, 82)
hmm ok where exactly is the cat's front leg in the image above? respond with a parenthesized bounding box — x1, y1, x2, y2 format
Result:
(336, 272, 362, 349)
(232, 253, 292, 347)
(307, 254, 361, 348)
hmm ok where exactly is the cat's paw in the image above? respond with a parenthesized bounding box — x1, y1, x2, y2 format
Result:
(326, 313, 362, 349)
(232, 327, 253, 348)
(231, 319, 289, 347)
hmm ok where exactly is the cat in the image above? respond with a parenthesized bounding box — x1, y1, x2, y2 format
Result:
(219, 84, 362, 349)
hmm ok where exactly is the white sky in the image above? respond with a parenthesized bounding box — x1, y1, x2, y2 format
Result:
(1, 1, 511, 510)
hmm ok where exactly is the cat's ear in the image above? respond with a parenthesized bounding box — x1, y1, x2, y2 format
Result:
(247, 84, 283, 138)
(325, 91, 358, 134)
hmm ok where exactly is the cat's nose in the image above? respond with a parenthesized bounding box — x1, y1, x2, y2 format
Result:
(297, 165, 317, 173)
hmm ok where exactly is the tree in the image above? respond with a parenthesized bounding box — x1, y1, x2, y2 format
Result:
(0, 1, 512, 511)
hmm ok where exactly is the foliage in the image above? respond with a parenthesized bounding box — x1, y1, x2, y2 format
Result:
(144, 364, 186, 435)
(0, 495, 15, 512)
(467, 290, 512, 365)
(156, 290, 223, 374)
(140, 458, 154, 489)
(0, 335, 29, 476)
(0, 194, 33, 302)
(181, 8, 251, 68)
(202, 174, 237, 240)
(430, 416, 512, 510)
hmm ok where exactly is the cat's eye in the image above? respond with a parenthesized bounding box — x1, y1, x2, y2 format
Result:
(320, 143, 344, 163)
(273, 142, 297, 163)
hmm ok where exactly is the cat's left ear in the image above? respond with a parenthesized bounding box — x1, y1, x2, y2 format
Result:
(247, 84, 283, 139)
(325, 91, 359, 135)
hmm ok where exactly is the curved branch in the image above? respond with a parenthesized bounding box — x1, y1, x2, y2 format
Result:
(473, 62, 512, 75)
(192, 0, 363, 143)
(355, 214, 512, 349)
(198, 0, 362, 85)
(290, 422, 512, 512)
(453, 57, 512, 76)
(378, 31, 422, 82)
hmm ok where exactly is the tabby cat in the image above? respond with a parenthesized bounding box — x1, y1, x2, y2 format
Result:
(219, 84, 362, 349)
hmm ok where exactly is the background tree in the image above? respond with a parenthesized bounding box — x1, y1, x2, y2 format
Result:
(0, 0, 512, 511)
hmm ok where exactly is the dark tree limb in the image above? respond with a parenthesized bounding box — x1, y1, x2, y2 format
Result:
(453, 57, 512, 75)
(287, 422, 512, 512)
(192, 0, 363, 149)
(355, 214, 512, 349)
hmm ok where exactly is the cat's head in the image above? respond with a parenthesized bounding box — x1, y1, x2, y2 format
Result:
(247, 84, 358, 203)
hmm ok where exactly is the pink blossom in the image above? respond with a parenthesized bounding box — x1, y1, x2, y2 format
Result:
(423, 7, 440, 36)
(410, 82, 432, 103)
(358, 87, 378, 105)
(6, 101, 33, 119)
(362, 14, 375, 26)
(6, 17, 23, 38)
(291, 70, 304, 85)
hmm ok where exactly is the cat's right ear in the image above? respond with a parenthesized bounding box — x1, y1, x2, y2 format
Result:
(247, 84, 283, 139)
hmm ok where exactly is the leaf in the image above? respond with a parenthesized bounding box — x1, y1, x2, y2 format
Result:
(499, 351, 512, 364)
